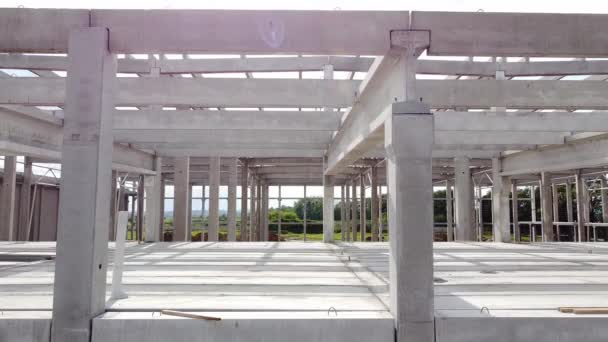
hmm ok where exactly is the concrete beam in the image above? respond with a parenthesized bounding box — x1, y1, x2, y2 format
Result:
(0, 54, 373, 73)
(417, 59, 608, 77)
(114, 109, 341, 131)
(412, 11, 608, 57)
(90, 10, 408, 54)
(418, 80, 608, 110)
(0, 78, 358, 107)
(501, 135, 608, 176)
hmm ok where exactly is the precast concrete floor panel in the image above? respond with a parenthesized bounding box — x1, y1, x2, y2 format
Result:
(2, 241, 608, 342)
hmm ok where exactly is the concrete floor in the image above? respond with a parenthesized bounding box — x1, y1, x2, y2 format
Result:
(1, 241, 608, 341)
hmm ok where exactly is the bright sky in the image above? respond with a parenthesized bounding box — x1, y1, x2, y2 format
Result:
(2, 0, 608, 13)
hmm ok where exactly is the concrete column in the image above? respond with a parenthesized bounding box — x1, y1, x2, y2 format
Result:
(256, 181, 262, 241)
(137, 174, 145, 242)
(240, 160, 248, 241)
(208, 156, 220, 241)
(17, 157, 32, 241)
(512, 180, 520, 242)
(345, 182, 351, 241)
(262, 183, 269, 241)
(601, 177, 608, 223)
(360, 174, 366, 242)
(566, 178, 574, 223)
(51, 28, 116, 342)
(446, 179, 454, 241)
(173, 156, 190, 241)
(530, 184, 537, 241)
(476, 185, 483, 241)
(385, 103, 434, 342)
(454, 156, 474, 241)
(249, 178, 256, 241)
(378, 188, 384, 241)
(340, 186, 346, 241)
(303, 185, 308, 241)
(144, 156, 162, 242)
(227, 157, 237, 241)
(575, 172, 588, 242)
(0, 155, 17, 241)
(371, 166, 379, 242)
(323, 172, 335, 243)
(540, 172, 555, 242)
(492, 158, 511, 242)
(351, 180, 358, 241)
(109, 170, 117, 241)
(159, 176, 165, 241)
(187, 184, 192, 239)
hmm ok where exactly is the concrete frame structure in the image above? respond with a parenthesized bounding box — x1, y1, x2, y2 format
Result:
(2, 8, 608, 342)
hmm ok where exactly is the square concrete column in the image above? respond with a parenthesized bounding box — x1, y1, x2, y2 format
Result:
(351, 180, 358, 241)
(344, 182, 351, 241)
(137, 175, 145, 242)
(566, 178, 574, 224)
(208, 156, 220, 241)
(17, 157, 32, 241)
(240, 160, 248, 241)
(159, 176, 165, 241)
(323, 172, 335, 243)
(51, 28, 116, 342)
(454, 156, 474, 241)
(340, 186, 346, 241)
(371, 166, 379, 242)
(360, 174, 366, 242)
(173, 157, 190, 241)
(109, 171, 117, 241)
(492, 158, 511, 242)
(385, 102, 434, 342)
(601, 177, 608, 223)
(256, 181, 262, 241)
(0, 155, 17, 241)
(261, 183, 269, 241)
(575, 172, 588, 242)
(227, 157, 237, 242)
(512, 180, 520, 242)
(144, 156, 162, 242)
(249, 178, 256, 241)
(540, 172, 555, 242)
(446, 179, 454, 242)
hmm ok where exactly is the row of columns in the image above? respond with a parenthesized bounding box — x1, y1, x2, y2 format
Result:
(328, 169, 384, 243)
(445, 161, 605, 243)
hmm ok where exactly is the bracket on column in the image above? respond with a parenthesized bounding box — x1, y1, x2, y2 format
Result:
(390, 30, 430, 55)
(392, 100, 431, 116)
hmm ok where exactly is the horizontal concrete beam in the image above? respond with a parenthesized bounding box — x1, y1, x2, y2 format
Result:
(118, 130, 331, 145)
(418, 80, 608, 109)
(435, 111, 608, 132)
(0, 107, 156, 174)
(0, 9, 409, 54)
(0, 54, 373, 73)
(412, 11, 608, 57)
(0, 78, 358, 107)
(152, 147, 326, 158)
(114, 109, 341, 131)
(501, 135, 608, 176)
(417, 59, 608, 77)
(325, 55, 400, 175)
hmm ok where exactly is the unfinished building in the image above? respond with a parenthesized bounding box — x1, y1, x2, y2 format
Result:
(1, 8, 608, 342)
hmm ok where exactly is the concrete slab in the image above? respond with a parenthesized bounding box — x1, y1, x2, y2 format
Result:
(2, 241, 608, 341)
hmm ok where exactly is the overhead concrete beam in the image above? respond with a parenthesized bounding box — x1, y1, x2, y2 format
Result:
(501, 135, 608, 176)
(0, 54, 373, 73)
(0, 78, 358, 107)
(418, 80, 608, 109)
(151, 147, 326, 158)
(90, 10, 408, 54)
(417, 59, 608, 77)
(119, 130, 331, 145)
(114, 109, 341, 131)
(435, 111, 608, 132)
(412, 11, 608, 57)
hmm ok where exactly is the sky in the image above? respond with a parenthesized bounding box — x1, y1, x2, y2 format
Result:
(2, 0, 608, 13)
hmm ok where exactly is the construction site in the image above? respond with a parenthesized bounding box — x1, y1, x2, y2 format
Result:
(1, 7, 608, 342)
